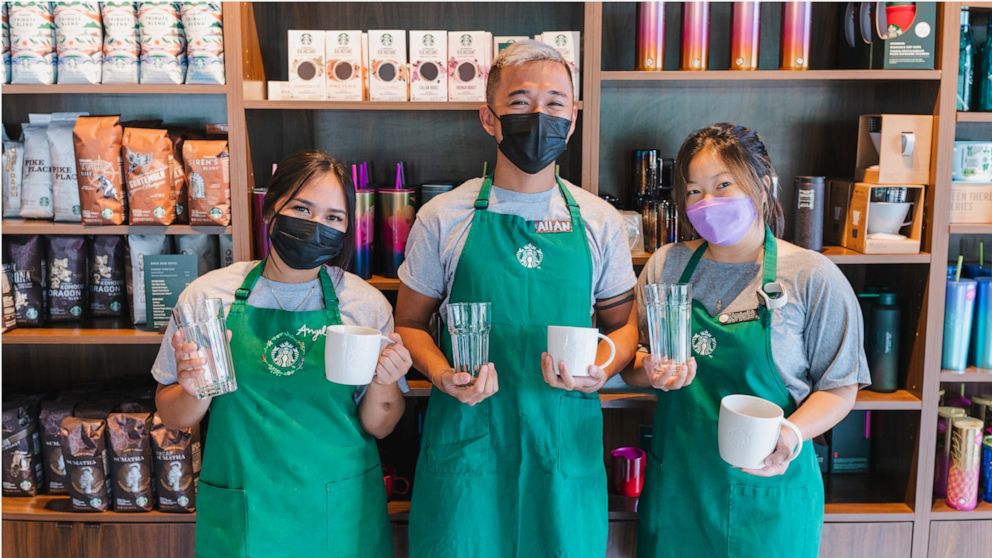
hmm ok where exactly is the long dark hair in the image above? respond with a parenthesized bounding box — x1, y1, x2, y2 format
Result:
(263, 150, 356, 270)
(674, 123, 785, 238)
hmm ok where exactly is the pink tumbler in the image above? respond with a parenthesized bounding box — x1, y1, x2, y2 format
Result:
(611, 447, 647, 497)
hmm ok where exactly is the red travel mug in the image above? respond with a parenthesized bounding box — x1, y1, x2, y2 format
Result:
(611, 447, 647, 497)
(383, 474, 411, 500)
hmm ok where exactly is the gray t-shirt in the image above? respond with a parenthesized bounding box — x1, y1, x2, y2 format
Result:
(151, 261, 408, 397)
(399, 177, 637, 318)
(636, 240, 870, 404)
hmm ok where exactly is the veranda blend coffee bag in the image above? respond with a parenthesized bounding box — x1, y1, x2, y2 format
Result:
(101, 1, 139, 84)
(2, 397, 44, 496)
(39, 400, 74, 494)
(122, 127, 176, 225)
(138, 2, 186, 84)
(54, 1, 103, 84)
(4, 235, 47, 326)
(126, 234, 171, 325)
(89, 235, 127, 317)
(9, 1, 57, 84)
(59, 416, 111, 511)
(107, 412, 153, 512)
(48, 115, 85, 222)
(74, 116, 126, 225)
(46, 236, 88, 322)
(151, 413, 200, 512)
(182, 139, 230, 226)
(180, 2, 224, 85)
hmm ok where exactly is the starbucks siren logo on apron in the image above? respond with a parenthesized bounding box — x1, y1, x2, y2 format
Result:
(516, 243, 543, 269)
(692, 330, 717, 356)
(262, 332, 305, 376)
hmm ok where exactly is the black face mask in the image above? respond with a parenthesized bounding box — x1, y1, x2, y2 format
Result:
(490, 107, 571, 175)
(270, 214, 346, 270)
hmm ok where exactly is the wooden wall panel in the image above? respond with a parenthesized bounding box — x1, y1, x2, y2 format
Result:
(85, 523, 196, 558)
(927, 520, 992, 558)
(2, 521, 82, 558)
(820, 522, 913, 558)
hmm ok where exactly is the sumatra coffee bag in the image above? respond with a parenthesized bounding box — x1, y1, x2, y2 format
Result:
(48, 115, 86, 222)
(4, 235, 47, 326)
(39, 400, 74, 494)
(9, 2, 57, 85)
(151, 414, 200, 512)
(107, 412, 153, 512)
(138, 2, 186, 84)
(183, 140, 230, 226)
(1, 398, 44, 496)
(123, 128, 176, 225)
(176, 234, 219, 277)
(3, 134, 24, 217)
(54, 1, 103, 84)
(20, 119, 54, 219)
(181, 2, 224, 85)
(73, 401, 114, 421)
(74, 116, 126, 225)
(127, 234, 171, 325)
(59, 417, 111, 511)
(101, 1, 139, 84)
(219, 234, 233, 267)
(90, 236, 127, 317)
(46, 236, 88, 322)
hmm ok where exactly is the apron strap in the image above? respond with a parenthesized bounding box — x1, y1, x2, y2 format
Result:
(474, 174, 581, 224)
(317, 266, 344, 323)
(474, 175, 495, 210)
(234, 260, 266, 302)
(232, 261, 342, 321)
(677, 225, 779, 298)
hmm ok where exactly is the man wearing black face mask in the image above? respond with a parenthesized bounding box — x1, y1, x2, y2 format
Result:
(397, 41, 639, 557)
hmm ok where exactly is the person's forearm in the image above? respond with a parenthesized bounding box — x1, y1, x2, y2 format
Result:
(788, 385, 859, 440)
(359, 382, 405, 439)
(155, 384, 210, 429)
(620, 351, 652, 387)
(395, 326, 451, 383)
(599, 321, 639, 378)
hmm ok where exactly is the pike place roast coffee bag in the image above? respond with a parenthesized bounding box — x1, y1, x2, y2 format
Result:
(48, 114, 86, 222)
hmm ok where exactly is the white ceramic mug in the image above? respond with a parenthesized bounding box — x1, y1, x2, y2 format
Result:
(718, 394, 803, 469)
(867, 202, 913, 235)
(547, 325, 616, 378)
(325, 325, 394, 385)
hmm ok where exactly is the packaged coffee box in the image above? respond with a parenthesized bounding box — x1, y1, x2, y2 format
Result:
(9, 1, 57, 85)
(126, 234, 172, 325)
(123, 127, 177, 225)
(101, 1, 139, 84)
(151, 414, 200, 512)
(2, 2, 10, 84)
(54, 2, 103, 85)
(138, 2, 187, 84)
(176, 234, 219, 277)
(219, 234, 233, 267)
(46, 236, 88, 323)
(59, 416, 111, 511)
(20, 117, 54, 219)
(182, 139, 230, 226)
(90, 236, 127, 318)
(2, 265, 17, 332)
(107, 412, 153, 512)
(181, 2, 224, 85)
(2, 132, 24, 217)
(48, 114, 87, 222)
(4, 235, 47, 326)
(74, 116, 127, 225)
(2, 397, 44, 496)
(39, 400, 74, 494)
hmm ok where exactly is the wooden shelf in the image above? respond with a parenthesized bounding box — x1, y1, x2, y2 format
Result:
(931, 500, 992, 520)
(820, 247, 932, 265)
(1, 84, 228, 95)
(369, 276, 400, 292)
(823, 502, 916, 522)
(950, 223, 992, 234)
(1, 219, 232, 236)
(245, 100, 583, 111)
(963, 2, 992, 10)
(940, 367, 992, 383)
(2, 327, 163, 345)
(853, 390, 922, 411)
(957, 111, 992, 122)
(632, 252, 650, 266)
(601, 70, 942, 83)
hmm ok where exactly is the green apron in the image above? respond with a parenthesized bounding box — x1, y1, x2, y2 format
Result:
(638, 228, 823, 558)
(195, 262, 393, 558)
(409, 177, 608, 558)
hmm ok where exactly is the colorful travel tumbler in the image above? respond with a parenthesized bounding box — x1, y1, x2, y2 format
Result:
(781, 1, 812, 71)
(948, 417, 984, 511)
(971, 277, 992, 369)
(943, 279, 978, 371)
(376, 189, 415, 279)
(353, 191, 375, 280)
(637, 2, 665, 71)
(731, 2, 760, 71)
(681, 1, 709, 71)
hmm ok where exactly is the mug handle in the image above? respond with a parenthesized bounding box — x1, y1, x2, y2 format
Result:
(901, 202, 915, 228)
(595, 333, 617, 370)
(780, 418, 804, 463)
(392, 476, 411, 497)
(378, 334, 397, 350)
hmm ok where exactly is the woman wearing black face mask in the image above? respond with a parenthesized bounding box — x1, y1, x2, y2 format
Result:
(151, 150, 412, 557)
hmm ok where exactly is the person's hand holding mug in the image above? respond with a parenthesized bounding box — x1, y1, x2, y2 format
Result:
(433, 363, 499, 406)
(540, 354, 608, 393)
(373, 333, 412, 386)
(740, 424, 802, 477)
(644, 354, 697, 392)
(172, 329, 232, 400)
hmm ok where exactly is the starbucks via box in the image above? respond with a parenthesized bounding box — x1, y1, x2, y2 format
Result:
(448, 31, 491, 102)
(288, 30, 325, 100)
(325, 30, 365, 101)
(410, 31, 447, 102)
(538, 31, 581, 99)
(367, 30, 408, 102)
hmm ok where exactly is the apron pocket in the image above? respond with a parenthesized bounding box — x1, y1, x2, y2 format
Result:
(728, 484, 811, 558)
(557, 394, 604, 478)
(196, 482, 249, 558)
(424, 396, 492, 475)
(325, 465, 392, 558)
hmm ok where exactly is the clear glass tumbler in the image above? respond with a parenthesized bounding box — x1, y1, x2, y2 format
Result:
(172, 298, 238, 399)
(643, 283, 693, 368)
(446, 302, 492, 386)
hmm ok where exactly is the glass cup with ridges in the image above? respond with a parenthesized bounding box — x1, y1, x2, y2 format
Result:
(643, 283, 692, 369)
(447, 302, 492, 386)
(172, 298, 237, 399)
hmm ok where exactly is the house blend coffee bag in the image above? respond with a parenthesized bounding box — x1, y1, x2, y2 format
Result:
(39, 400, 74, 494)
(46, 236, 88, 322)
(107, 412, 153, 512)
(151, 413, 200, 512)
(123, 127, 176, 225)
(183, 139, 230, 226)
(4, 235, 47, 326)
(89, 236, 127, 318)
(2, 397, 44, 497)
(74, 116, 126, 225)
(59, 416, 111, 511)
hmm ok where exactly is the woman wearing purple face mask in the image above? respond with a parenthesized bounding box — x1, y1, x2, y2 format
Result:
(621, 124, 869, 558)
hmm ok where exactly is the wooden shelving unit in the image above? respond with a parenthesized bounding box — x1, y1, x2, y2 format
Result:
(940, 367, 992, 382)
(633, 247, 933, 266)
(600, 70, 942, 83)
(0, 84, 229, 95)
(244, 100, 584, 111)
(931, 500, 992, 520)
(1, 219, 232, 236)
(949, 223, 992, 234)
(957, 111, 992, 122)
(2, 328, 163, 345)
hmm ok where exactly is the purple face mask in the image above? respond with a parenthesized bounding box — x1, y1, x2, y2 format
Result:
(685, 196, 758, 246)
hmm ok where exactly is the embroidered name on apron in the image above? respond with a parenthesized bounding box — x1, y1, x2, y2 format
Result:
(718, 308, 760, 325)
(532, 219, 573, 234)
